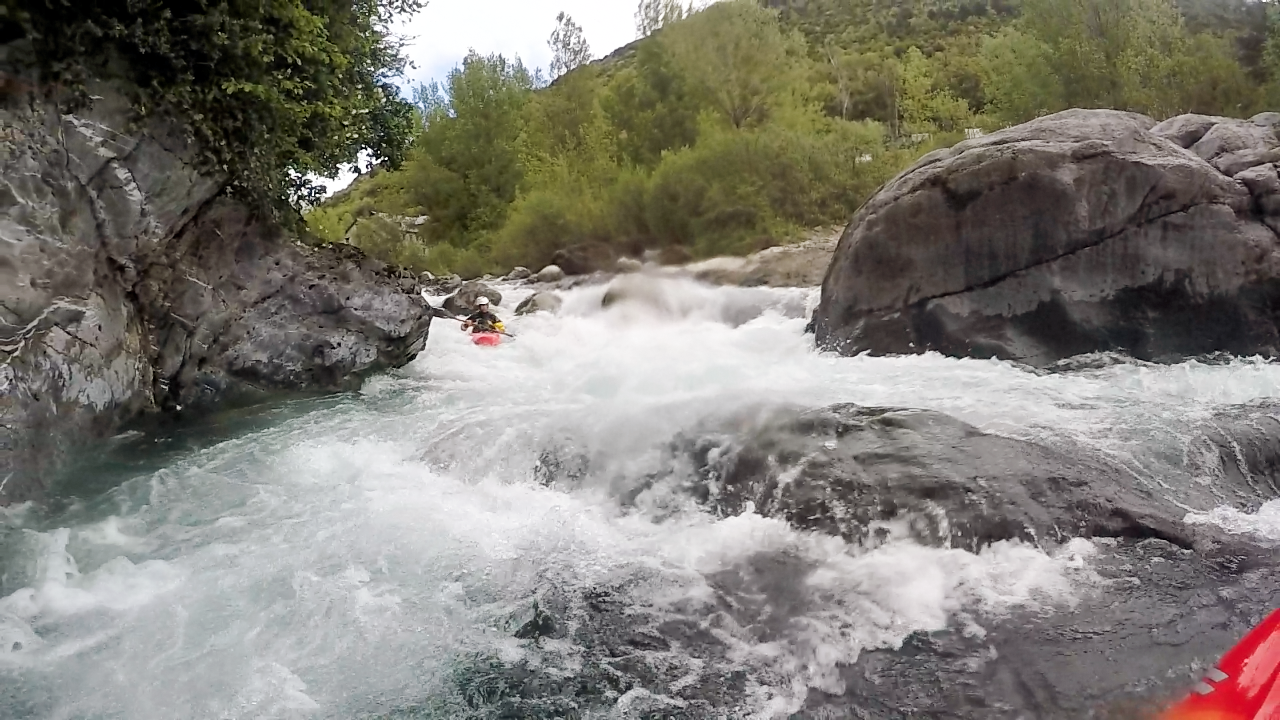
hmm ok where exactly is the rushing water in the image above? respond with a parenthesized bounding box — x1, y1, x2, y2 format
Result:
(3, 275, 1280, 719)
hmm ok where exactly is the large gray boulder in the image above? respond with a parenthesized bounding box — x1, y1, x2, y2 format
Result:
(441, 280, 503, 316)
(0, 82, 431, 505)
(812, 109, 1280, 366)
(514, 291, 564, 316)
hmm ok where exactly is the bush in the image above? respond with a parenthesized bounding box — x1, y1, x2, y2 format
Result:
(644, 119, 888, 256)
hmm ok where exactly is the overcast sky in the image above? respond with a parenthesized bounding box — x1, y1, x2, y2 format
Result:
(393, 0, 642, 92)
(317, 0, 643, 195)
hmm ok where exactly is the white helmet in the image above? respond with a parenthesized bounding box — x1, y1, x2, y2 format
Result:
(476, 296, 490, 306)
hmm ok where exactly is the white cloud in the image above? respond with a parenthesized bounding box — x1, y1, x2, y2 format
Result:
(393, 0, 641, 94)
(316, 0, 642, 197)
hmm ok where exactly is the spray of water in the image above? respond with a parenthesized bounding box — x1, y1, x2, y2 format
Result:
(2, 274, 1277, 718)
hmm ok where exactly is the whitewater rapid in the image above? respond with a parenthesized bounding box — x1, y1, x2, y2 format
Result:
(3, 275, 1280, 719)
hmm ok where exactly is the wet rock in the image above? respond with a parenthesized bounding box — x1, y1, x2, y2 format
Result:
(136, 200, 432, 414)
(655, 402, 1232, 554)
(812, 108, 1280, 367)
(616, 257, 643, 273)
(514, 291, 563, 316)
(796, 539, 1280, 719)
(0, 81, 434, 504)
(507, 266, 531, 281)
(552, 242, 617, 276)
(681, 226, 841, 288)
(441, 281, 503, 315)
(536, 264, 565, 283)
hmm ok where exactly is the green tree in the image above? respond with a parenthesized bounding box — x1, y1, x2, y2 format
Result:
(661, 0, 809, 129)
(1020, 0, 1197, 116)
(415, 51, 536, 243)
(636, 0, 690, 38)
(1265, 4, 1280, 107)
(979, 28, 1065, 123)
(549, 12, 593, 78)
(12, 0, 425, 213)
(897, 47, 973, 134)
(600, 40, 700, 166)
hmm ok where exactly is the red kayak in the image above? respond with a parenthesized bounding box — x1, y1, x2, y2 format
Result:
(471, 332, 501, 346)
(1159, 608, 1280, 719)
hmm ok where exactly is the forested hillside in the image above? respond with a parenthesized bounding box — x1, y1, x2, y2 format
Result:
(306, 0, 1280, 278)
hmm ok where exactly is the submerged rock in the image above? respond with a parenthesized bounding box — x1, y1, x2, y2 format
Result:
(652, 402, 1263, 554)
(516, 399, 1280, 718)
(797, 538, 1280, 719)
(812, 108, 1280, 366)
(0, 81, 431, 504)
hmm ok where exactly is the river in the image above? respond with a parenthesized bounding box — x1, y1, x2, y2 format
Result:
(2, 275, 1279, 719)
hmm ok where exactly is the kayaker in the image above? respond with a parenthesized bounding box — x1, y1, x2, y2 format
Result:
(461, 296, 505, 334)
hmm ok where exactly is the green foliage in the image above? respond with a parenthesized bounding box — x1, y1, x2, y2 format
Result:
(600, 40, 700, 167)
(11, 0, 424, 214)
(978, 28, 1064, 123)
(635, 0, 692, 38)
(549, 12, 593, 79)
(306, 0, 1277, 278)
(414, 51, 537, 244)
(661, 0, 811, 129)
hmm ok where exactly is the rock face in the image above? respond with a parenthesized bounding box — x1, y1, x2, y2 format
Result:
(681, 226, 841, 287)
(0, 82, 431, 504)
(812, 109, 1280, 366)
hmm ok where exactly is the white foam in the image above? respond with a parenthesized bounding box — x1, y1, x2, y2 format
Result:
(6, 278, 1280, 718)
(1184, 499, 1280, 540)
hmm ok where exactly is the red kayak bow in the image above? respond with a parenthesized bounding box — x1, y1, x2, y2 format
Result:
(1159, 609, 1280, 720)
(471, 331, 501, 347)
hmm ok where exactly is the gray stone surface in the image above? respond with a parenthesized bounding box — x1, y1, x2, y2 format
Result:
(812, 109, 1280, 366)
(536, 264, 566, 283)
(0, 84, 431, 504)
(441, 280, 503, 316)
(514, 291, 564, 316)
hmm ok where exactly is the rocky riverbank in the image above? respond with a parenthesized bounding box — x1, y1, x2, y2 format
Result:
(0, 81, 432, 505)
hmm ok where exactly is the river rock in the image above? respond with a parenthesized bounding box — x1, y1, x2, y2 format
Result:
(441, 281, 503, 315)
(515, 291, 564, 316)
(552, 242, 617, 276)
(797, 538, 1280, 719)
(0, 79, 431, 505)
(682, 226, 840, 287)
(811, 108, 1280, 366)
(651, 403, 1265, 554)
(507, 266, 531, 281)
(516, 400, 1280, 719)
(616, 257, 643, 273)
(536, 264, 566, 283)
